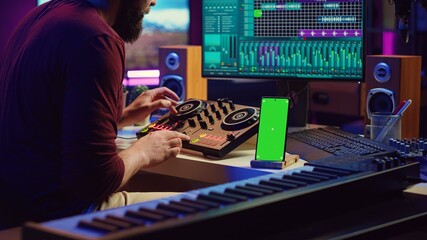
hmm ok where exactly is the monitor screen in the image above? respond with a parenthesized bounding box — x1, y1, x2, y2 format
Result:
(202, 0, 365, 81)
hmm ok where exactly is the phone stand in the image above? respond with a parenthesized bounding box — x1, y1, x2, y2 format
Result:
(250, 154, 299, 170)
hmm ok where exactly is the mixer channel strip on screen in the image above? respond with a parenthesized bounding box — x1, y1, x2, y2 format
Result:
(202, 0, 364, 80)
(136, 98, 260, 158)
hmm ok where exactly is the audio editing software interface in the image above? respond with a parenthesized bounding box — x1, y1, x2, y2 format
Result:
(202, 0, 364, 80)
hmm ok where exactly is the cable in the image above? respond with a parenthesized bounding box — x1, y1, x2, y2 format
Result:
(285, 80, 309, 109)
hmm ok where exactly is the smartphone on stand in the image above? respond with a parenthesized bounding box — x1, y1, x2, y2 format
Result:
(255, 97, 290, 162)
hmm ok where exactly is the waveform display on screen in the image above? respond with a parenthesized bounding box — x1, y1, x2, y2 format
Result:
(202, 0, 365, 80)
(239, 39, 362, 78)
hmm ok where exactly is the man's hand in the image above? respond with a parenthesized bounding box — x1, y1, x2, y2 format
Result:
(118, 130, 190, 188)
(119, 87, 180, 129)
(132, 130, 190, 168)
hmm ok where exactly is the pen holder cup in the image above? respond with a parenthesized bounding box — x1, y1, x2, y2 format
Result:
(370, 112, 402, 144)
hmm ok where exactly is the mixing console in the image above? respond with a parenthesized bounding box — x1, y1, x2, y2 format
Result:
(136, 98, 259, 158)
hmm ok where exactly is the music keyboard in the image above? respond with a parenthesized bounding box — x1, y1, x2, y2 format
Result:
(23, 160, 419, 240)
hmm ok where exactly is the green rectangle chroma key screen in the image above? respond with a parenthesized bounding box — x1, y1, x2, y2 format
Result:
(255, 97, 290, 162)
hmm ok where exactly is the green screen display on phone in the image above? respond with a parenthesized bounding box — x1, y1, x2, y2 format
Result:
(255, 97, 290, 162)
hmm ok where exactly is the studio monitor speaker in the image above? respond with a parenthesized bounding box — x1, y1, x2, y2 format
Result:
(365, 55, 421, 139)
(366, 88, 396, 120)
(159, 45, 207, 101)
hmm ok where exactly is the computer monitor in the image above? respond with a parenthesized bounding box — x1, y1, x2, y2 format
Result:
(202, 0, 366, 127)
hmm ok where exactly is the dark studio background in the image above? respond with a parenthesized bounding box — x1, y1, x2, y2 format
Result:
(1, 0, 426, 137)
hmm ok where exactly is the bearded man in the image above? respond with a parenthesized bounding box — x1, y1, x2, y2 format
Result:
(0, 0, 189, 229)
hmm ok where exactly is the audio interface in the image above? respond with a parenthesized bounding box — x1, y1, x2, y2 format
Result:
(136, 98, 259, 158)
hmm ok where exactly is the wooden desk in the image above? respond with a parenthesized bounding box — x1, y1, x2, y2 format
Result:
(117, 126, 308, 185)
(117, 127, 305, 186)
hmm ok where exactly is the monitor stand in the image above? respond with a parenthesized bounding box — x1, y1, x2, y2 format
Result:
(276, 80, 309, 128)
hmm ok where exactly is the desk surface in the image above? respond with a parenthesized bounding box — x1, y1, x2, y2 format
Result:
(117, 126, 305, 184)
(117, 125, 427, 193)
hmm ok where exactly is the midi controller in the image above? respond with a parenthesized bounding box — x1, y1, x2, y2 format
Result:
(136, 98, 260, 158)
(23, 158, 421, 240)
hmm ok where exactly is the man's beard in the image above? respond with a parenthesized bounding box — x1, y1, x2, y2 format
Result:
(112, 7, 144, 43)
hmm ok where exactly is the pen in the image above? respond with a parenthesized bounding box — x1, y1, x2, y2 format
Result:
(375, 99, 412, 142)
(395, 99, 412, 116)
(393, 100, 407, 115)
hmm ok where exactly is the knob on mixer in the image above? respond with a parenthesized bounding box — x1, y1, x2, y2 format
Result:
(169, 99, 206, 121)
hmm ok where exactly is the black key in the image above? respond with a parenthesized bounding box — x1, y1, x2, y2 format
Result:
(260, 179, 297, 190)
(226, 187, 264, 198)
(93, 217, 132, 229)
(198, 193, 237, 204)
(171, 200, 209, 211)
(78, 220, 118, 233)
(252, 183, 283, 192)
(311, 166, 353, 176)
(182, 198, 220, 208)
(157, 203, 196, 214)
(238, 185, 274, 195)
(210, 191, 248, 201)
(125, 210, 164, 222)
(301, 170, 338, 179)
(269, 178, 300, 188)
(285, 174, 321, 184)
(295, 172, 331, 180)
(138, 207, 177, 218)
(279, 176, 308, 186)
(106, 215, 143, 226)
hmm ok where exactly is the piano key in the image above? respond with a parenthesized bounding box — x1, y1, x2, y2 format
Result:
(285, 174, 321, 184)
(260, 179, 298, 190)
(139, 207, 178, 218)
(250, 183, 283, 192)
(198, 193, 237, 204)
(125, 210, 165, 222)
(181, 198, 220, 208)
(78, 220, 118, 233)
(294, 172, 331, 180)
(170, 200, 210, 211)
(279, 176, 308, 186)
(311, 166, 353, 176)
(93, 217, 132, 229)
(106, 215, 144, 226)
(157, 203, 196, 214)
(301, 170, 338, 179)
(210, 191, 248, 201)
(225, 187, 264, 198)
(269, 178, 300, 188)
(237, 185, 274, 195)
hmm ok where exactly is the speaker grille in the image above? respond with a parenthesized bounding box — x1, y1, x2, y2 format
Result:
(160, 75, 185, 101)
(366, 88, 395, 119)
